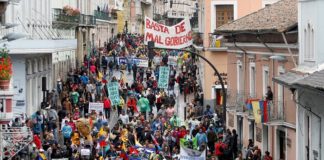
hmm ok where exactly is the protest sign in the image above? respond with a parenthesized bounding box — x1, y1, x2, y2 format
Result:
(168, 56, 178, 66)
(108, 82, 120, 106)
(133, 58, 149, 68)
(180, 146, 206, 160)
(158, 66, 170, 89)
(119, 57, 127, 65)
(144, 16, 193, 49)
(88, 103, 104, 114)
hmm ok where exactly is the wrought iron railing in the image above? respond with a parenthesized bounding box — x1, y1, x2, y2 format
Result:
(269, 100, 286, 121)
(94, 10, 111, 21)
(0, 127, 33, 159)
(53, 8, 79, 24)
(53, 9, 96, 26)
(209, 33, 226, 48)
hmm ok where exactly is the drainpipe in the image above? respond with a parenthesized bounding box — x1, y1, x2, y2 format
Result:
(232, 34, 247, 151)
(281, 32, 297, 68)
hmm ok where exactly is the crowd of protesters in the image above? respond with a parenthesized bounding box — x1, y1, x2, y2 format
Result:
(5, 33, 273, 160)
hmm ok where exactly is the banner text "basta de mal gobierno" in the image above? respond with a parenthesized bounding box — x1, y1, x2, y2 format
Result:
(144, 16, 193, 49)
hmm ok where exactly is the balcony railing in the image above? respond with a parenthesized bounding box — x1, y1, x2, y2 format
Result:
(53, 8, 79, 24)
(0, 127, 33, 159)
(269, 100, 286, 121)
(79, 14, 96, 26)
(94, 10, 111, 21)
(226, 90, 248, 112)
(52, 8, 96, 28)
(209, 33, 226, 48)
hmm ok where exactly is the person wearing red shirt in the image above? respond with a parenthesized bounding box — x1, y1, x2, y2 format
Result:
(178, 126, 187, 139)
(127, 96, 137, 116)
(103, 97, 111, 119)
(33, 134, 42, 149)
(215, 136, 227, 159)
(263, 151, 273, 160)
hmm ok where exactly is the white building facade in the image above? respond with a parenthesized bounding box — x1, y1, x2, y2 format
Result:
(2, 0, 77, 117)
(294, 0, 324, 159)
(273, 0, 324, 159)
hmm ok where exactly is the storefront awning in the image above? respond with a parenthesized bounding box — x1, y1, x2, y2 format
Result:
(5, 39, 77, 54)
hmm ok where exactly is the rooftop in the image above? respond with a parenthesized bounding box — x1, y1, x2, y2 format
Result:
(295, 70, 324, 91)
(216, 0, 297, 33)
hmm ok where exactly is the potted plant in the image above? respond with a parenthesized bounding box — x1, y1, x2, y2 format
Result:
(0, 46, 12, 90)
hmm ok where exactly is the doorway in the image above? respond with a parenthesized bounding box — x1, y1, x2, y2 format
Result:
(277, 130, 286, 160)
(237, 116, 243, 150)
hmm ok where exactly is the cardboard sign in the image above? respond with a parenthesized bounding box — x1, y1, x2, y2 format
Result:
(144, 16, 193, 49)
(88, 103, 104, 114)
(158, 66, 170, 89)
(133, 58, 149, 68)
(108, 82, 120, 106)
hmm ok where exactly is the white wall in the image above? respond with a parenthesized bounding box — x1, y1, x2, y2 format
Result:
(298, 0, 324, 66)
(10, 55, 27, 117)
(296, 89, 324, 160)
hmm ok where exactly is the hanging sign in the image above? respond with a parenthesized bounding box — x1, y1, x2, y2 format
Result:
(144, 16, 193, 49)
(158, 66, 170, 89)
(107, 82, 120, 106)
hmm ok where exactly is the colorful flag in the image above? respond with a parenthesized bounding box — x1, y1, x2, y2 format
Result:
(246, 100, 253, 110)
(252, 101, 262, 123)
(261, 100, 269, 123)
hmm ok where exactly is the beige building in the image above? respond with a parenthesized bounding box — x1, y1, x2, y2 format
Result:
(196, 0, 279, 115)
(216, 0, 298, 159)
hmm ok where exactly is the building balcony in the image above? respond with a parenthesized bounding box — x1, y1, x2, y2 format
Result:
(79, 14, 96, 27)
(208, 33, 227, 51)
(52, 9, 96, 28)
(226, 89, 247, 113)
(268, 101, 285, 121)
(94, 10, 111, 21)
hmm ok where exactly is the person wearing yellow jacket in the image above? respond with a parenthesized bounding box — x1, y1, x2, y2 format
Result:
(117, 96, 125, 116)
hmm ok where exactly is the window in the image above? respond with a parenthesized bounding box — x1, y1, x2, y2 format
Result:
(304, 23, 315, 61)
(249, 63, 256, 98)
(277, 67, 285, 119)
(237, 61, 243, 93)
(263, 66, 269, 97)
(216, 5, 234, 27)
(249, 120, 255, 140)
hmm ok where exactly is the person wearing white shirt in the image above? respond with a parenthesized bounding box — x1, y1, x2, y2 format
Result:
(119, 111, 129, 125)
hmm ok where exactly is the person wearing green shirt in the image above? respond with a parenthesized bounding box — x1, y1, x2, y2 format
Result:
(137, 95, 150, 119)
(170, 115, 181, 128)
(70, 89, 80, 105)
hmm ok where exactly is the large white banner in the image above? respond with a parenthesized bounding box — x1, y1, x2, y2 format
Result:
(144, 16, 193, 49)
(180, 147, 206, 160)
